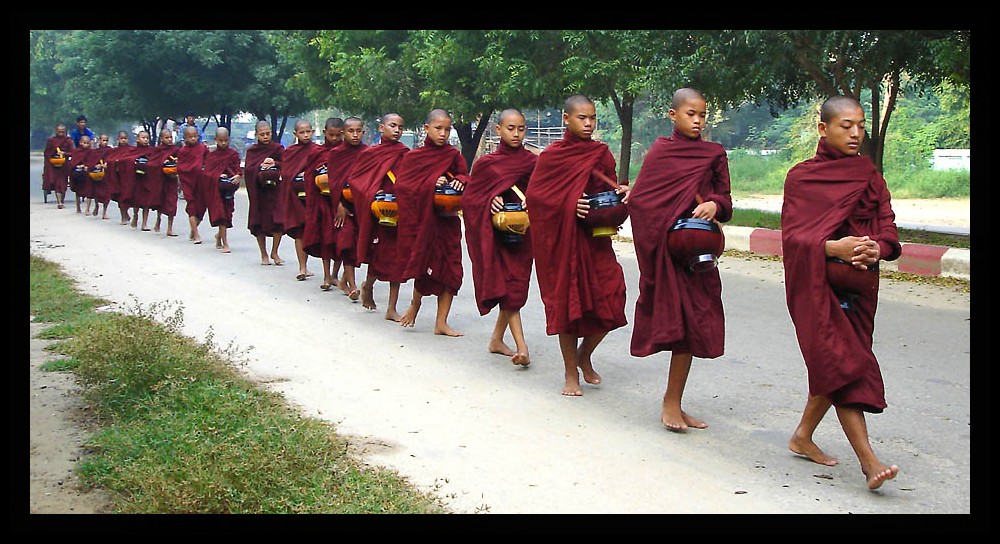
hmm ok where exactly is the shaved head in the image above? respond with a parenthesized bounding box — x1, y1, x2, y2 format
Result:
(426, 108, 451, 124)
(498, 108, 525, 124)
(670, 87, 706, 110)
(820, 95, 864, 123)
(564, 94, 594, 115)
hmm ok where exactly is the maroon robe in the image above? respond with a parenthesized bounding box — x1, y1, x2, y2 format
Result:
(525, 130, 627, 337)
(115, 142, 152, 210)
(782, 138, 901, 413)
(302, 141, 342, 259)
(67, 145, 94, 198)
(244, 141, 284, 237)
(177, 141, 209, 220)
(347, 140, 409, 282)
(203, 146, 243, 228)
(103, 143, 131, 204)
(395, 138, 469, 296)
(464, 142, 537, 315)
(327, 141, 368, 267)
(278, 141, 323, 240)
(42, 135, 74, 194)
(629, 128, 733, 359)
(90, 145, 113, 205)
(134, 143, 176, 210)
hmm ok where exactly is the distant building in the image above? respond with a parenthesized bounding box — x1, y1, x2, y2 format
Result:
(932, 149, 970, 171)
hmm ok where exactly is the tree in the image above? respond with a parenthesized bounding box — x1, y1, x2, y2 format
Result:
(742, 30, 970, 172)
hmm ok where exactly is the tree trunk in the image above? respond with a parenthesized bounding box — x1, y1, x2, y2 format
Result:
(617, 101, 633, 183)
(877, 71, 900, 176)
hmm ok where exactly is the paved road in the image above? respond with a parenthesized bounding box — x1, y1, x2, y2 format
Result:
(27, 156, 972, 523)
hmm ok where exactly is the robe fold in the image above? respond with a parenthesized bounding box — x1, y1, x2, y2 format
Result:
(203, 146, 243, 228)
(629, 128, 733, 359)
(42, 135, 74, 194)
(525, 130, 627, 337)
(347, 140, 409, 282)
(464, 142, 537, 315)
(177, 141, 209, 220)
(279, 141, 323, 240)
(244, 141, 285, 237)
(395, 138, 468, 296)
(782, 138, 901, 413)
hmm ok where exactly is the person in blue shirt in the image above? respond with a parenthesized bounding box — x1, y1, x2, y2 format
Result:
(69, 115, 96, 148)
(177, 111, 204, 143)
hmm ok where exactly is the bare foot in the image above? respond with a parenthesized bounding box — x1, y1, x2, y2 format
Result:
(511, 352, 530, 366)
(348, 288, 360, 302)
(260, 256, 272, 265)
(215, 233, 222, 249)
(384, 309, 402, 322)
(399, 302, 420, 327)
(562, 373, 583, 396)
(661, 405, 688, 432)
(789, 434, 840, 466)
(361, 281, 376, 310)
(577, 360, 602, 385)
(863, 463, 899, 490)
(489, 339, 515, 357)
(434, 323, 464, 337)
(271, 255, 284, 265)
(682, 411, 707, 429)
(221, 246, 231, 254)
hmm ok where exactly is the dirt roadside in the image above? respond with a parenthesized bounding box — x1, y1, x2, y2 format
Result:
(28, 319, 113, 514)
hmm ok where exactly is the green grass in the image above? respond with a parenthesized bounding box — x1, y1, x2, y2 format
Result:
(30, 254, 448, 514)
(726, 151, 971, 199)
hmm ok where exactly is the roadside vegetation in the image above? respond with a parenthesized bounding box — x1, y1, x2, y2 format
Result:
(30, 254, 448, 514)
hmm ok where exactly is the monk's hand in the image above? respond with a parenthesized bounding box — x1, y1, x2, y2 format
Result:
(576, 194, 590, 219)
(850, 236, 880, 269)
(617, 184, 632, 205)
(490, 196, 504, 214)
(261, 157, 275, 169)
(450, 178, 465, 192)
(436, 176, 448, 187)
(335, 202, 347, 228)
(692, 200, 717, 221)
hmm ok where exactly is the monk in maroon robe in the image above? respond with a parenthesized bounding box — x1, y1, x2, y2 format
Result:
(279, 120, 324, 280)
(782, 95, 901, 491)
(177, 125, 210, 243)
(347, 113, 409, 321)
(133, 129, 177, 233)
(526, 95, 628, 396)
(628, 88, 733, 431)
(104, 132, 133, 223)
(326, 117, 368, 300)
(203, 128, 243, 253)
(116, 130, 153, 228)
(67, 134, 94, 214)
(89, 135, 113, 219)
(396, 109, 469, 336)
(42, 124, 74, 208)
(244, 120, 285, 265)
(152, 131, 181, 236)
(465, 108, 537, 364)
(302, 120, 344, 290)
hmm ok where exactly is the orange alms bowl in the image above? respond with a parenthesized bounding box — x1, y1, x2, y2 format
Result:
(371, 193, 398, 226)
(433, 186, 463, 216)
